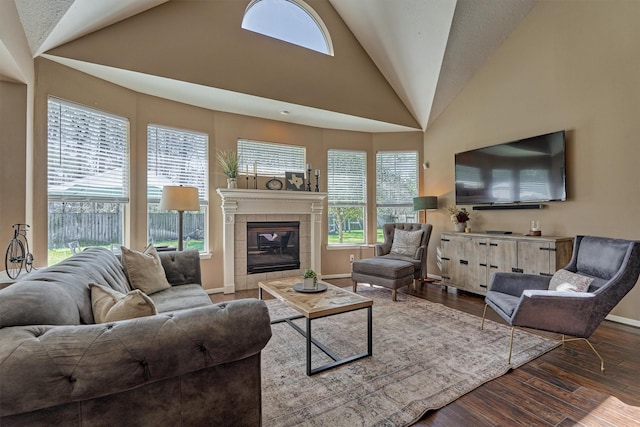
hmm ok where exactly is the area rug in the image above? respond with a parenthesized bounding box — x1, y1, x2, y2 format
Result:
(261, 284, 560, 427)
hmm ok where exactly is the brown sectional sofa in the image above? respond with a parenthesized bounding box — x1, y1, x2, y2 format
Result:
(0, 247, 272, 426)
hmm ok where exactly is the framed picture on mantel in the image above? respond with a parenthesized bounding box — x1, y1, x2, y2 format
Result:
(285, 172, 305, 191)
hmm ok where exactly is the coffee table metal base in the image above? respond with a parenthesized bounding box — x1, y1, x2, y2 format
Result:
(270, 306, 373, 376)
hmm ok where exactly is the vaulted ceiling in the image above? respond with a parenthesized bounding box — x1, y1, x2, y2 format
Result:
(1, 0, 537, 133)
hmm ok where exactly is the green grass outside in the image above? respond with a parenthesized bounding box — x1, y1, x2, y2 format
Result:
(327, 229, 384, 245)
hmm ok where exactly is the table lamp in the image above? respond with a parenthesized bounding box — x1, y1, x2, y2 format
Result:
(159, 185, 200, 251)
(413, 196, 438, 223)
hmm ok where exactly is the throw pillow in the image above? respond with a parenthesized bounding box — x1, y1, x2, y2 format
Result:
(390, 229, 423, 257)
(90, 284, 157, 323)
(548, 269, 594, 292)
(120, 244, 171, 295)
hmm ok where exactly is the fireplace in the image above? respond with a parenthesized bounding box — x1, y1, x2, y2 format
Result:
(247, 221, 300, 274)
(216, 188, 326, 293)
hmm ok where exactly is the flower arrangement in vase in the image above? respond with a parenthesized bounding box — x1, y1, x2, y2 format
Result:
(216, 150, 239, 188)
(448, 206, 471, 232)
(302, 268, 317, 290)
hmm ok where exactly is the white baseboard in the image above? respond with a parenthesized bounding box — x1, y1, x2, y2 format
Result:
(605, 314, 640, 328)
(321, 273, 352, 280)
(205, 287, 224, 295)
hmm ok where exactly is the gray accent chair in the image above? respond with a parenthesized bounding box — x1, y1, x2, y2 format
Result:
(481, 235, 640, 371)
(375, 222, 433, 284)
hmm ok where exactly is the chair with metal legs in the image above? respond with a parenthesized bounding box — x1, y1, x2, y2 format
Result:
(481, 235, 640, 372)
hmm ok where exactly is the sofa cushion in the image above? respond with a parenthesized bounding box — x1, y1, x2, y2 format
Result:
(121, 245, 171, 295)
(390, 229, 423, 257)
(149, 284, 212, 313)
(548, 269, 594, 292)
(0, 281, 81, 327)
(90, 284, 157, 323)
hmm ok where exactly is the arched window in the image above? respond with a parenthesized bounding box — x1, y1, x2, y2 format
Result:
(242, 0, 334, 56)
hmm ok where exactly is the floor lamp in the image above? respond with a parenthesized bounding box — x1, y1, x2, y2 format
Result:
(159, 185, 200, 251)
(413, 196, 438, 224)
(413, 196, 438, 282)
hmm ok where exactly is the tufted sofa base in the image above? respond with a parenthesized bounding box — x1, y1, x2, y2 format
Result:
(2, 354, 262, 427)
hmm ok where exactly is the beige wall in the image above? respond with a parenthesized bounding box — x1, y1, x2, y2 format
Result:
(423, 0, 640, 322)
(47, 0, 418, 129)
(0, 81, 27, 245)
(31, 58, 422, 289)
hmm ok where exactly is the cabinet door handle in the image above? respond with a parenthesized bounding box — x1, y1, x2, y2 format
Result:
(479, 263, 487, 267)
(478, 242, 487, 246)
(490, 265, 498, 269)
(490, 243, 498, 247)
(460, 260, 468, 265)
(512, 268, 524, 273)
(442, 257, 450, 261)
(442, 275, 451, 280)
(441, 238, 450, 242)
(479, 284, 487, 288)
(539, 247, 557, 252)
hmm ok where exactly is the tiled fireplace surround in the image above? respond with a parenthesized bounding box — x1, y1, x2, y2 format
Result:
(217, 189, 327, 293)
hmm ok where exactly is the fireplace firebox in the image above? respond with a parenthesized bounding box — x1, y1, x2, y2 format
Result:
(247, 221, 300, 274)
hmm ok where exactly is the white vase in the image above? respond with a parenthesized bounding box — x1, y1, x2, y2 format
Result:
(303, 277, 316, 290)
(227, 178, 237, 189)
(454, 222, 466, 232)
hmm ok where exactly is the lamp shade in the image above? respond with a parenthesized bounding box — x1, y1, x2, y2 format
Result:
(413, 196, 438, 211)
(159, 186, 200, 211)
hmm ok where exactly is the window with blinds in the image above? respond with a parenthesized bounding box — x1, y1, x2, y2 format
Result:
(237, 139, 306, 176)
(47, 98, 129, 203)
(376, 151, 419, 236)
(327, 150, 366, 245)
(47, 98, 129, 264)
(147, 125, 208, 252)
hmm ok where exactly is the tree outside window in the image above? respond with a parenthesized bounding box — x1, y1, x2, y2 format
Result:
(327, 150, 366, 245)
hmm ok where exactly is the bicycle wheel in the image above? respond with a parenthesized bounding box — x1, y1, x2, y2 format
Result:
(5, 239, 24, 279)
(19, 235, 34, 272)
(24, 252, 34, 272)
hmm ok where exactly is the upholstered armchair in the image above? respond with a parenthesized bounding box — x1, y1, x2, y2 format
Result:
(375, 223, 433, 284)
(481, 235, 640, 371)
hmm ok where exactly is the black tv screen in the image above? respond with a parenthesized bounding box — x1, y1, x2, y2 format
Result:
(455, 130, 566, 205)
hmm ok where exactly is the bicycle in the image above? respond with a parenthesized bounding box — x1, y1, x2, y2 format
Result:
(4, 224, 34, 279)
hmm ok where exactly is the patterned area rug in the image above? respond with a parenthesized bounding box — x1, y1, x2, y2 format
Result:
(261, 284, 560, 427)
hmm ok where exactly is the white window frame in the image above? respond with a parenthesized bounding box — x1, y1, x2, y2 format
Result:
(237, 139, 306, 177)
(242, 0, 334, 56)
(47, 97, 129, 261)
(376, 151, 419, 233)
(147, 124, 209, 252)
(327, 149, 367, 245)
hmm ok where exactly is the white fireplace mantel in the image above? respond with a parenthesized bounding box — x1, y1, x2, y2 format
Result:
(216, 189, 327, 294)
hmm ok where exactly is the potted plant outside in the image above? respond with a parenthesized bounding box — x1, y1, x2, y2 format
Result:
(217, 150, 239, 188)
(302, 268, 317, 290)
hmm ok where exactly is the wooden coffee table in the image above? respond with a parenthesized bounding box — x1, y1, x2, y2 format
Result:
(259, 276, 373, 376)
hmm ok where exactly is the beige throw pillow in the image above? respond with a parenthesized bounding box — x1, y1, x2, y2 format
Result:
(548, 269, 594, 292)
(90, 284, 157, 323)
(390, 229, 423, 257)
(120, 244, 171, 295)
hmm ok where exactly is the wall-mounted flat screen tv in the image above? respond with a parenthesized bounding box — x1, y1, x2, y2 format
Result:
(455, 130, 566, 205)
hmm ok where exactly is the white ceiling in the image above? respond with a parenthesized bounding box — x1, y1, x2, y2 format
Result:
(2, 0, 537, 133)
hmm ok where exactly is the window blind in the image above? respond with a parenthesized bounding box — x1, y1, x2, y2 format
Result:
(376, 151, 418, 207)
(47, 98, 129, 203)
(237, 139, 305, 176)
(327, 150, 366, 206)
(147, 125, 208, 204)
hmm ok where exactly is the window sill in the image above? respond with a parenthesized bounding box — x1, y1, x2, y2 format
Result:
(326, 244, 369, 250)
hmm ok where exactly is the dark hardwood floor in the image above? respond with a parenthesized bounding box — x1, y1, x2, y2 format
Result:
(210, 278, 640, 426)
